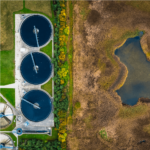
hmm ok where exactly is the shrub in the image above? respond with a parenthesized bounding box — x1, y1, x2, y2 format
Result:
(75, 101, 81, 109)
(99, 129, 108, 140)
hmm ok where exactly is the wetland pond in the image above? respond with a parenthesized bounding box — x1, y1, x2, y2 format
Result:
(115, 33, 150, 105)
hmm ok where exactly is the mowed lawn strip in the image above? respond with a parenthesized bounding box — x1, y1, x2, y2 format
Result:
(18, 128, 58, 141)
(41, 41, 53, 97)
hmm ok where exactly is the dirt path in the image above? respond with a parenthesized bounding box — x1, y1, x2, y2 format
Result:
(66, 0, 73, 132)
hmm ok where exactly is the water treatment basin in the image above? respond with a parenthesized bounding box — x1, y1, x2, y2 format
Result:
(21, 90, 52, 122)
(20, 14, 52, 48)
(20, 52, 52, 85)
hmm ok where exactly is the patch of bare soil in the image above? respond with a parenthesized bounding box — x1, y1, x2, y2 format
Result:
(67, 1, 150, 150)
(87, 10, 101, 25)
(87, 0, 93, 4)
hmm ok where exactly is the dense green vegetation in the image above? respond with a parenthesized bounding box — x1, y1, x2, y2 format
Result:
(19, 139, 61, 150)
(51, 0, 70, 149)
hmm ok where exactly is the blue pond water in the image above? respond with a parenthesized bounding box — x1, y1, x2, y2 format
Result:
(115, 35, 150, 105)
(20, 52, 52, 85)
(20, 15, 52, 47)
(21, 90, 52, 122)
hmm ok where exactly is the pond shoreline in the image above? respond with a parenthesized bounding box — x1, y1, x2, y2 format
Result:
(109, 29, 150, 94)
(108, 29, 150, 106)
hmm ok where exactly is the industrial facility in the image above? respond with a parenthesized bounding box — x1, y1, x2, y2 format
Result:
(1, 14, 54, 150)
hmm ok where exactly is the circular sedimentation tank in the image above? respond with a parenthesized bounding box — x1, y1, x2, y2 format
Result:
(0, 133, 14, 150)
(21, 90, 52, 122)
(0, 103, 13, 129)
(20, 52, 52, 85)
(20, 14, 52, 47)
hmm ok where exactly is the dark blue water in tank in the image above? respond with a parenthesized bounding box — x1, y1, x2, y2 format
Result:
(115, 35, 150, 105)
(20, 52, 52, 85)
(21, 90, 52, 122)
(20, 15, 52, 47)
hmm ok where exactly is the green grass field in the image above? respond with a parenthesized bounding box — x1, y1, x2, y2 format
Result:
(0, 97, 6, 103)
(0, 50, 15, 85)
(0, 89, 15, 107)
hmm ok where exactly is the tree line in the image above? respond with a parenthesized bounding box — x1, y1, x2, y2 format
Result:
(19, 139, 61, 150)
(52, 0, 69, 149)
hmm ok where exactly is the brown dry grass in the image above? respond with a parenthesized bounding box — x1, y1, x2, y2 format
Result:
(118, 103, 149, 119)
(25, 0, 52, 18)
(67, 1, 150, 150)
(0, 1, 23, 50)
(125, 1, 150, 13)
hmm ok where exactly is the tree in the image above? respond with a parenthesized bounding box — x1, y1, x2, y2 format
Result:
(53, 4, 57, 11)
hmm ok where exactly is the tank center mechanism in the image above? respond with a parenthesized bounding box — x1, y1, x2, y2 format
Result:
(0, 143, 13, 149)
(21, 98, 40, 109)
(0, 143, 14, 149)
(0, 104, 13, 119)
(30, 52, 39, 74)
(0, 113, 13, 117)
(33, 26, 39, 34)
(33, 26, 39, 47)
